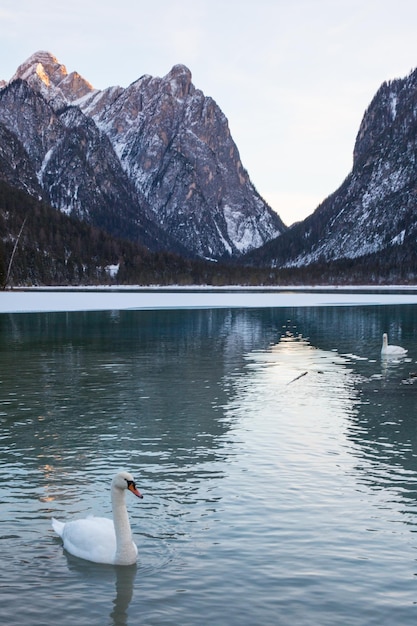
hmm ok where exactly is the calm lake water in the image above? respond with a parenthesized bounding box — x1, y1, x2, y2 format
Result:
(1, 304, 417, 625)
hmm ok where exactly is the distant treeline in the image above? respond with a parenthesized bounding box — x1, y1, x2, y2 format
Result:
(1, 180, 416, 288)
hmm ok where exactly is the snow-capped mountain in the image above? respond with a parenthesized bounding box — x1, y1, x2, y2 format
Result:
(0, 51, 285, 259)
(246, 67, 417, 269)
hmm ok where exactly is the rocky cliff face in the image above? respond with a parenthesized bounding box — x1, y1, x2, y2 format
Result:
(246, 68, 417, 269)
(0, 78, 173, 252)
(0, 51, 285, 259)
(79, 63, 284, 257)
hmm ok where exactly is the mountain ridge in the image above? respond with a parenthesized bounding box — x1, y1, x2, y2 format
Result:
(3, 51, 417, 284)
(0, 51, 285, 260)
(245, 66, 417, 270)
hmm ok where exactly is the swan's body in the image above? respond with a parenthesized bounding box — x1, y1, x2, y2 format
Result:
(381, 333, 407, 357)
(52, 471, 143, 565)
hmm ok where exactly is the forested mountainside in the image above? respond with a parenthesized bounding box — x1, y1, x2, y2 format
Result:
(0, 180, 287, 287)
(0, 181, 214, 287)
(2, 180, 416, 288)
(244, 66, 417, 274)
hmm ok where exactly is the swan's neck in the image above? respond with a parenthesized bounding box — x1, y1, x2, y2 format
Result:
(111, 486, 136, 565)
(382, 334, 388, 349)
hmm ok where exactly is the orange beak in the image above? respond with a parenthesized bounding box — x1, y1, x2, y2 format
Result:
(128, 482, 143, 499)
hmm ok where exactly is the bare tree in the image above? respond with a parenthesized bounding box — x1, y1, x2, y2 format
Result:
(2, 215, 27, 290)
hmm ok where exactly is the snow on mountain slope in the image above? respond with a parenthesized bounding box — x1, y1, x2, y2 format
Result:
(1, 51, 285, 259)
(246, 67, 417, 269)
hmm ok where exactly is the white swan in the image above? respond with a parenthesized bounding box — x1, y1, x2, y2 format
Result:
(52, 471, 143, 565)
(381, 332, 407, 357)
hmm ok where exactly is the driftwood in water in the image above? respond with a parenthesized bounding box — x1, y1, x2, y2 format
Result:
(286, 371, 308, 385)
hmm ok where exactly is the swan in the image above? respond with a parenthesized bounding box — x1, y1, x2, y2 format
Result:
(52, 471, 143, 565)
(381, 332, 407, 357)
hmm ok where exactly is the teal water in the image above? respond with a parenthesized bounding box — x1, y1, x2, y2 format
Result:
(1, 305, 417, 625)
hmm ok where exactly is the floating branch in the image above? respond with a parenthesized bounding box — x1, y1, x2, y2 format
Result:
(286, 371, 308, 385)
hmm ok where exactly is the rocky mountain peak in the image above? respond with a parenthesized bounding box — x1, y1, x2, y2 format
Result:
(0, 51, 286, 260)
(12, 51, 64, 83)
(10, 50, 94, 104)
(353, 69, 417, 168)
(164, 64, 193, 98)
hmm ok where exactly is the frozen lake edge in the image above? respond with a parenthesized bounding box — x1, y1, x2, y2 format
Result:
(2, 285, 417, 313)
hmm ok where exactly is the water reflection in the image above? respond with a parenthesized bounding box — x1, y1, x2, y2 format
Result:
(111, 566, 136, 626)
(0, 308, 289, 566)
(1, 306, 417, 496)
(3, 305, 417, 624)
(227, 311, 417, 534)
(226, 326, 361, 476)
(64, 554, 136, 626)
(283, 303, 414, 361)
(317, 313, 417, 525)
(1, 309, 265, 482)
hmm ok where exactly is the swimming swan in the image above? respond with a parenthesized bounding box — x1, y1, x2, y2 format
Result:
(381, 333, 407, 357)
(52, 471, 143, 565)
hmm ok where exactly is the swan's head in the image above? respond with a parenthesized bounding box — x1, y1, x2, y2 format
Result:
(112, 471, 143, 498)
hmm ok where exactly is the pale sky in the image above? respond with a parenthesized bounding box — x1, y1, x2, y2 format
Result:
(1, 0, 417, 226)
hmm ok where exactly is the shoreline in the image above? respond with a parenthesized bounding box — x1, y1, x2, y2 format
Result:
(2, 285, 417, 313)
(5, 284, 417, 292)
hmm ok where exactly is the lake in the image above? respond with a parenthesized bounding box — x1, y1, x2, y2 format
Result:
(1, 302, 417, 625)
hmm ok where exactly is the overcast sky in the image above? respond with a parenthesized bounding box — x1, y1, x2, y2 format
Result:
(1, 0, 417, 226)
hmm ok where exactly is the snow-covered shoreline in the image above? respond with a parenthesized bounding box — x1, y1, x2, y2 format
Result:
(2, 285, 417, 313)
(6, 284, 417, 292)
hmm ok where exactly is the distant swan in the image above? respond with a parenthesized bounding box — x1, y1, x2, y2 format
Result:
(381, 333, 407, 357)
(52, 471, 143, 565)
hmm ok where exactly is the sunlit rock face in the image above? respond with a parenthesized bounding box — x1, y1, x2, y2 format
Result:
(10, 51, 95, 107)
(0, 51, 286, 259)
(245, 68, 417, 269)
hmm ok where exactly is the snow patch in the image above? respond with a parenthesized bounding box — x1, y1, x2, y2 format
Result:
(391, 230, 405, 245)
(224, 205, 262, 253)
(105, 263, 119, 278)
(389, 92, 398, 120)
(38, 148, 54, 183)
